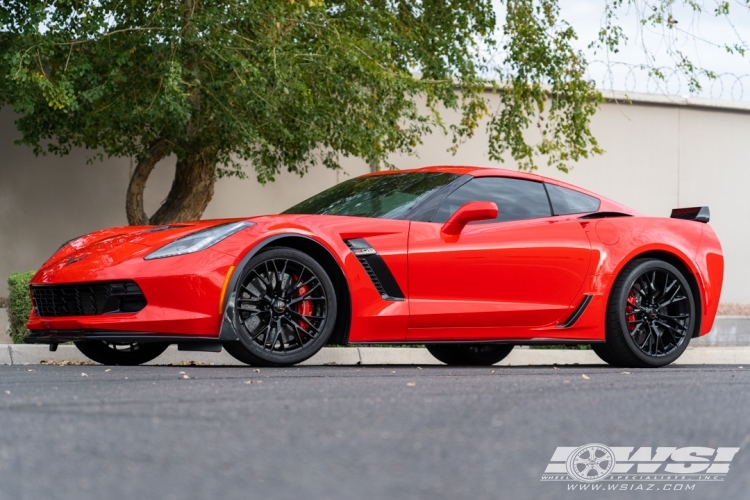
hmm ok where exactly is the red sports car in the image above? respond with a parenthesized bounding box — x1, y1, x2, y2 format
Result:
(25, 166, 723, 368)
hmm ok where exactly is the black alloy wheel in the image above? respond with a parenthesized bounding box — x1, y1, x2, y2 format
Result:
(74, 341, 169, 366)
(594, 258, 695, 368)
(426, 344, 514, 366)
(224, 247, 337, 367)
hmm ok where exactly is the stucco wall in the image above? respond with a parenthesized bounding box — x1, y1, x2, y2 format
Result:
(1, 92, 748, 303)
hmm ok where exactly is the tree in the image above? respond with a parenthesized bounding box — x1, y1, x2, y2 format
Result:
(3, 1, 735, 225)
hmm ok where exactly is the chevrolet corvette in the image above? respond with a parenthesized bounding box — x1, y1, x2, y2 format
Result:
(25, 166, 723, 367)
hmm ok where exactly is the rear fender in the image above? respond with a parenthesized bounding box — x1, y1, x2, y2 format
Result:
(581, 217, 710, 336)
(693, 225, 724, 335)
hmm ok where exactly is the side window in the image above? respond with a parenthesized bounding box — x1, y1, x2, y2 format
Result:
(433, 177, 552, 223)
(546, 184, 600, 215)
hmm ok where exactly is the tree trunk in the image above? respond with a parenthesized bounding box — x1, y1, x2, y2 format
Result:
(149, 152, 216, 225)
(125, 144, 217, 226)
(126, 139, 167, 225)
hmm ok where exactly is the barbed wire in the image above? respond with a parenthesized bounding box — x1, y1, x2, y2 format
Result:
(586, 61, 750, 101)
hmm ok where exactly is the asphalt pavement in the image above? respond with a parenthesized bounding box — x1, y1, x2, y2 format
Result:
(0, 364, 747, 500)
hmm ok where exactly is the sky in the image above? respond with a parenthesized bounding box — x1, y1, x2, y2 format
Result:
(493, 0, 750, 100)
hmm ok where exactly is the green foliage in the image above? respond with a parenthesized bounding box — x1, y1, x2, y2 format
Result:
(0, 0, 602, 188)
(7, 271, 35, 344)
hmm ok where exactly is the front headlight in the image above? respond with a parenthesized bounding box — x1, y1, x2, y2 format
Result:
(144, 221, 254, 260)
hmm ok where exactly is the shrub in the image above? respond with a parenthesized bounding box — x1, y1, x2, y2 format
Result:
(7, 271, 35, 344)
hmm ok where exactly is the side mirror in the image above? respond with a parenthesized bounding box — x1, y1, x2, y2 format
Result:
(441, 201, 498, 236)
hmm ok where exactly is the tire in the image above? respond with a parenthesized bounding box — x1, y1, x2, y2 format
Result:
(224, 247, 338, 367)
(426, 344, 514, 366)
(591, 344, 620, 366)
(74, 341, 169, 366)
(597, 258, 696, 368)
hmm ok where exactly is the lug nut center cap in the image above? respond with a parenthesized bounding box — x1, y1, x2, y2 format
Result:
(273, 300, 286, 313)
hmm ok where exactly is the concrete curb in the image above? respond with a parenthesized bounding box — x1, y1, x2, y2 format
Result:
(3, 344, 750, 366)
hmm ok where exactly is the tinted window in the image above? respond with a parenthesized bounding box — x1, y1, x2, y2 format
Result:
(433, 177, 552, 223)
(283, 172, 459, 219)
(546, 184, 600, 215)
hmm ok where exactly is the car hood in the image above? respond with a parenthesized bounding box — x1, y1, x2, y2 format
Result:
(35, 219, 250, 281)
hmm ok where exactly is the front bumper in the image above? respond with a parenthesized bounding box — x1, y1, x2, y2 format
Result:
(26, 248, 237, 339)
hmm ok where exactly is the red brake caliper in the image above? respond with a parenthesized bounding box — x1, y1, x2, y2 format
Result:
(295, 278, 313, 332)
(626, 290, 637, 332)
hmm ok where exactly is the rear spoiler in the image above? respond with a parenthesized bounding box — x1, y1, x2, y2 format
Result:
(670, 206, 710, 223)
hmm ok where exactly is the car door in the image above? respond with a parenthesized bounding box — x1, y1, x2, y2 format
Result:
(407, 176, 592, 339)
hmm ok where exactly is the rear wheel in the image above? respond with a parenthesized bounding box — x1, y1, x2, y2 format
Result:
(426, 344, 514, 366)
(597, 258, 696, 368)
(74, 341, 168, 366)
(224, 247, 337, 367)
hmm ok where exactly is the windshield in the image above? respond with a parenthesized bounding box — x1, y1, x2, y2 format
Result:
(283, 172, 460, 219)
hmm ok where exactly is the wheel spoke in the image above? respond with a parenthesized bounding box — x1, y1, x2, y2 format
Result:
(279, 259, 289, 285)
(287, 283, 322, 305)
(658, 283, 681, 308)
(658, 312, 690, 321)
(277, 319, 287, 353)
(656, 330, 665, 355)
(265, 319, 282, 351)
(250, 270, 270, 288)
(295, 276, 318, 292)
(655, 317, 687, 331)
(287, 309, 325, 321)
(240, 283, 262, 298)
(629, 322, 644, 338)
(655, 320, 685, 338)
(284, 317, 317, 340)
(639, 325, 653, 350)
(656, 321, 680, 345)
(662, 277, 676, 298)
(288, 311, 321, 333)
(283, 316, 307, 347)
(249, 319, 271, 342)
(660, 295, 687, 308)
(269, 260, 281, 294)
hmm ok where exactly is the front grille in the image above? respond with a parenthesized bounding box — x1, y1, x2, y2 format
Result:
(31, 281, 147, 317)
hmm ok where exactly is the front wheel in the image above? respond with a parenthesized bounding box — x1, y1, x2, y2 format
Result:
(74, 341, 169, 366)
(597, 258, 696, 368)
(426, 344, 514, 366)
(225, 247, 338, 367)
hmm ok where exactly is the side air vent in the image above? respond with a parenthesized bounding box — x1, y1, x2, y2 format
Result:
(345, 239, 405, 301)
(358, 258, 388, 297)
(556, 294, 593, 328)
